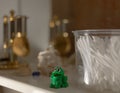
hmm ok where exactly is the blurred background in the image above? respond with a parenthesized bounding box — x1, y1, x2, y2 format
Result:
(0, 0, 51, 60)
(0, 0, 120, 58)
(52, 0, 120, 30)
(0, 0, 120, 92)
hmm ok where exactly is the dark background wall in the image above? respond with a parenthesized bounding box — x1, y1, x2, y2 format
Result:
(52, 0, 120, 30)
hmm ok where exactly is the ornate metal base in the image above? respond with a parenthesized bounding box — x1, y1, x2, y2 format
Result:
(0, 61, 20, 70)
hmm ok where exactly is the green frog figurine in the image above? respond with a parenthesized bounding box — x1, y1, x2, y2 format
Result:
(50, 66, 69, 89)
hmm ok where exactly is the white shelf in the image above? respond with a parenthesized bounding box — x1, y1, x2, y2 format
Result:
(0, 68, 90, 93)
(0, 60, 114, 93)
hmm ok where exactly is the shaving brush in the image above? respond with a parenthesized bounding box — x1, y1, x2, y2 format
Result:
(13, 32, 30, 56)
(52, 19, 72, 57)
(53, 32, 72, 57)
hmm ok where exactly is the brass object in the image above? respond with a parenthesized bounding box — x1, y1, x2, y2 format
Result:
(50, 18, 72, 57)
(0, 10, 17, 69)
(53, 32, 72, 57)
(13, 16, 30, 57)
(0, 10, 30, 69)
(9, 10, 17, 63)
(13, 32, 30, 56)
(3, 15, 9, 57)
(0, 61, 19, 70)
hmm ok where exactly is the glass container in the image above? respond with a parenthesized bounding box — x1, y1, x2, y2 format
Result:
(73, 29, 120, 93)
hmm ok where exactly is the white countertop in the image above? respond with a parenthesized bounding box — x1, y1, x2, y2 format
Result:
(0, 68, 90, 93)
(0, 58, 114, 93)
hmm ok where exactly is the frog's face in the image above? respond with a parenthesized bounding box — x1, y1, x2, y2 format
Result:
(52, 67, 64, 76)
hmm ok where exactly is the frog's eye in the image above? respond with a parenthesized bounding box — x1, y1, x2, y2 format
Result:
(58, 69, 60, 72)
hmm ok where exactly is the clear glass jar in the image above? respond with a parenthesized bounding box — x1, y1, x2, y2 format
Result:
(73, 29, 120, 93)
